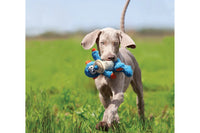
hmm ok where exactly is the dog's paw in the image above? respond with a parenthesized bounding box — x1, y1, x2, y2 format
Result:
(95, 121, 109, 131)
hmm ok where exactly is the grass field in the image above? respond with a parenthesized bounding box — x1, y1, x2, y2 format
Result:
(26, 35, 174, 132)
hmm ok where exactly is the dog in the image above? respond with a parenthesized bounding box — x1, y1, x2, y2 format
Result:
(81, 0, 144, 131)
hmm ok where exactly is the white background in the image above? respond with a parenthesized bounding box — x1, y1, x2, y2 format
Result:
(0, 0, 200, 132)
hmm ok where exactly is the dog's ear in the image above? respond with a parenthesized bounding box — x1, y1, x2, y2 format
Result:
(119, 31, 136, 49)
(81, 29, 101, 50)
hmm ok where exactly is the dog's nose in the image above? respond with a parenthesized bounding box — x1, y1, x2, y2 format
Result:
(108, 55, 115, 61)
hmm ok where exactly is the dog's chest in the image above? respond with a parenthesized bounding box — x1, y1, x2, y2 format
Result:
(94, 72, 125, 91)
(95, 75, 109, 91)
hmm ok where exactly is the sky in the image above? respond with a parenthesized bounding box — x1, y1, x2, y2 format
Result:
(26, 0, 174, 36)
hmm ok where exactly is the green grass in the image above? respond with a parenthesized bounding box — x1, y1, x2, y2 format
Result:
(26, 35, 174, 132)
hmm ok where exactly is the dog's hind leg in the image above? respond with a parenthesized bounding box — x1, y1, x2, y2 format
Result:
(130, 66, 144, 119)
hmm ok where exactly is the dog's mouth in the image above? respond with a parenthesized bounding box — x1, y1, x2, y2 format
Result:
(102, 59, 112, 61)
(101, 58, 117, 62)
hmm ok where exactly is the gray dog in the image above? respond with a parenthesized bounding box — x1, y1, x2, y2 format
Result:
(81, 0, 144, 131)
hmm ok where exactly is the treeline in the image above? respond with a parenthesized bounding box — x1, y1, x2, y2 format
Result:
(26, 28, 174, 39)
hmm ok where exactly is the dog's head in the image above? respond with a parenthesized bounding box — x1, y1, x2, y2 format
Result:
(81, 28, 136, 61)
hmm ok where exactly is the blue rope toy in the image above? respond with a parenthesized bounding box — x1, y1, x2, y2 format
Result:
(84, 48, 133, 79)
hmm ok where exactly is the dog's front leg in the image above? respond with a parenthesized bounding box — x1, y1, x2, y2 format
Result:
(96, 90, 124, 131)
(102, 91, 124, 126)
(95, 74, 125, 131)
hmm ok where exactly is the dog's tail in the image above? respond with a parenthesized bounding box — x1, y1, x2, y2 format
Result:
(120, 0, 130, 32)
